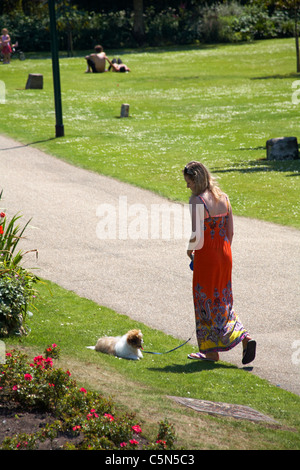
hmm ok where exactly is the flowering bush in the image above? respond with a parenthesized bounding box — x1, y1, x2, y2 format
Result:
(0, 347, 176, 450)
(45, 343, 60, 360)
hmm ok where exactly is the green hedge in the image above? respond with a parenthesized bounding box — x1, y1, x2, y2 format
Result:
(0, 3, 295, 52)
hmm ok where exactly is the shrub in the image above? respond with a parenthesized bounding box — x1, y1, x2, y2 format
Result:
(231, 4, 294, 42)
(0, 275, 30, 337)
(0, 2, 296, 52)
(145, 7, 180, 46)
(0, 12, 51, 52)
(0, 191, 39, 337)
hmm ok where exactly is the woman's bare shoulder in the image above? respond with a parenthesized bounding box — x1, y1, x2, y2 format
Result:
(189, 194, 203, 204)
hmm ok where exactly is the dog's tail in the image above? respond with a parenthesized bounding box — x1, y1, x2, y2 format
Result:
(86, 346, 95, 350)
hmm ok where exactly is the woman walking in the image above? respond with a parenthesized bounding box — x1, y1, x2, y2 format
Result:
(184, 161, 256, 364)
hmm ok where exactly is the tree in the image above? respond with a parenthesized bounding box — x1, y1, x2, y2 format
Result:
(1, 0, 23, 14)
(56, 0, 87, 57)
(133, 0, 144, 44)
(267, 0, 300, 72)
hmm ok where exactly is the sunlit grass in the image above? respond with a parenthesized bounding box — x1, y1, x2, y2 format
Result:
(5, 279, 300, 450)
(0, 39, 299, 227)
(2, 39, 300, 449)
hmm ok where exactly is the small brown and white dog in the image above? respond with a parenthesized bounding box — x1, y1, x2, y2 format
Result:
(87, 329, 143, 360)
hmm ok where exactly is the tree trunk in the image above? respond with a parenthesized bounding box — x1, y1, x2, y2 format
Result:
(67, 28, 74, 57)
(133, 0, 144, 44)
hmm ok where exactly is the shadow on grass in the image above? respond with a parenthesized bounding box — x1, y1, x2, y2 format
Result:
(211, 156, 300, 177)
(147, 360, 238, 374)
(0, 137, 57, 151)
(250, 73, 300, 80)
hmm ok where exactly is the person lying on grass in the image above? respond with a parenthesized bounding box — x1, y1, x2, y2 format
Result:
(107, 57, 131, 73)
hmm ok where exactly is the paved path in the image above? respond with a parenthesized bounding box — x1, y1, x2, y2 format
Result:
(0, 134, 299, 395)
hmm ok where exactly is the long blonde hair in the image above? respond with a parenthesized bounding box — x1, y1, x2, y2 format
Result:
(183, 161, 223, 199)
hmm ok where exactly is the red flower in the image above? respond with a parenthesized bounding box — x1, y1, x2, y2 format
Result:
(0, 226, 3, 235)
(132, 425, 142, 434)
(34, 355, 44, 365)
(0, 212, 5, 218)
(79, 387, 87, 393)
(156, 439, 166, 446)
(24, 373, 32, 381)
(87, 409, 99, 420)
(45, 357, 53, 367)
(129, 439, 139, 445)
(104, 413, 114, 421)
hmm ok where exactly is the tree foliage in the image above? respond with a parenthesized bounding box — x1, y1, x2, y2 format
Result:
(265, 0, 300, 71)
(0, 1, 296, 50)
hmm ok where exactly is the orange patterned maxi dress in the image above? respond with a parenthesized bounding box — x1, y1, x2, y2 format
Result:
(193, 196, 248, 353)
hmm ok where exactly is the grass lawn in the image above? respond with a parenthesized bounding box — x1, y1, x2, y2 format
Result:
(1, 38, 300, 450)
(5, 279, 300, 450)
(0, 38, 299, 228)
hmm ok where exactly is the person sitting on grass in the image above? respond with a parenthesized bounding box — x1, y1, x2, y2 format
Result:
(85, 45, 110, 73)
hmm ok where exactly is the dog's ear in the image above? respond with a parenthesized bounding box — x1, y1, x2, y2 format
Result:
(127, 330, 143, 347)
(128, 329, 141, 337)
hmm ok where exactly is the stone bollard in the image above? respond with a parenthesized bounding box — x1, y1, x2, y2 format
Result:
(266, 137, 299, 160)
(25, 74, 43, 90)
(120, 103, 129, 118)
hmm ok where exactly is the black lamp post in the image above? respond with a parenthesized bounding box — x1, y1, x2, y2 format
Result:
(48, 0, 64, 137)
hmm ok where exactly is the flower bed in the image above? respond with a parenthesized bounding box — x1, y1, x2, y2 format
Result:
(0, 346, 175, 450)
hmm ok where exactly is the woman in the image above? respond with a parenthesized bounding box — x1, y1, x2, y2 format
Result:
(184, 161, 256, 364)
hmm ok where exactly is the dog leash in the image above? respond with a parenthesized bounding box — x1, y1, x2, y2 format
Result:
(142, 335, 192, 355)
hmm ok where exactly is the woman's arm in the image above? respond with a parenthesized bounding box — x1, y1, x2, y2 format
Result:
(187, 195, 204, 257)
(227, 201, 234, 245)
